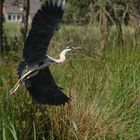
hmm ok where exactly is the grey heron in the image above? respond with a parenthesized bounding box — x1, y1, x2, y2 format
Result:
(7, 0, 81, 106)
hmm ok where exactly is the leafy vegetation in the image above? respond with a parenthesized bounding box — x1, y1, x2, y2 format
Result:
(0, 24, 140, 139)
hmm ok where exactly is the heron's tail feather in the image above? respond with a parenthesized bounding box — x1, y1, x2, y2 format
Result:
(17, 61, 26, 78)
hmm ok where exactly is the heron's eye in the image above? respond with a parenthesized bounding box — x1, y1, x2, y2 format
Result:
(38, 61, 44, 66)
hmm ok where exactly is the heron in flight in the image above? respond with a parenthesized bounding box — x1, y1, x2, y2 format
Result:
(8, 0, 81, 105)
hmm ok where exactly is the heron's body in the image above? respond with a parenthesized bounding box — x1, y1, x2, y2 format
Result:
(8, 0, 78, 105)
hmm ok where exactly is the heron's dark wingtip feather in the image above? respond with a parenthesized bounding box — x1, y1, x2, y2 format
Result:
(29, 87, 70, 106)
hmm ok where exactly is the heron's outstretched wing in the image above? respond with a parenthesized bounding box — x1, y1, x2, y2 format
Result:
(26, 67, 70, 105)
(23, 0, 65, 63)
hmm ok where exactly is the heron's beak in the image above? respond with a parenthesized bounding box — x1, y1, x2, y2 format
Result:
(72, 47, 84, 53)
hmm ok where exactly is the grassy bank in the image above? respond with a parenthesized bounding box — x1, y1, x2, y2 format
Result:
(0, 24, 140, 139)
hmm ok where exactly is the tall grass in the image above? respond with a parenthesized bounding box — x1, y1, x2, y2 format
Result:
(0, 24, 140, 139)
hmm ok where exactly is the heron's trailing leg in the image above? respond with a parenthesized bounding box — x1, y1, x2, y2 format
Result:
(7, 70, 33, 96)
(8, 81, 20, 96)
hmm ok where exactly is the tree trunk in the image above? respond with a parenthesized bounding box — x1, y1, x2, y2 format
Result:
(129, 7, 140, 47)
(112, 8, 124, 47)
(0, 0, 4, 56)
(97, 6, 108, 57)
(20, 0, 30, 43)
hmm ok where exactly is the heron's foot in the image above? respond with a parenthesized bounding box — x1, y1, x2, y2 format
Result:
(7, 89, 15, 96)
(7, 84, 20, 96)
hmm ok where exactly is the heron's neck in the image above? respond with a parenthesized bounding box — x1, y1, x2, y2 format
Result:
(48, 49, 70, 63)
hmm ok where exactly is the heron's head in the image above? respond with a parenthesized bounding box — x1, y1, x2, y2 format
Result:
(60, 47, 83, 59)
(65, 47, 73, 52)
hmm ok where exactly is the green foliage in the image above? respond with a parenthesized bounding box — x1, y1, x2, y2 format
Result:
(68, 0, 91, 17)
(64, 0, 92, 23)
(63, 0, 140, 24)
(0, 24, 140, 139)
(0, 48, 140, 139)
